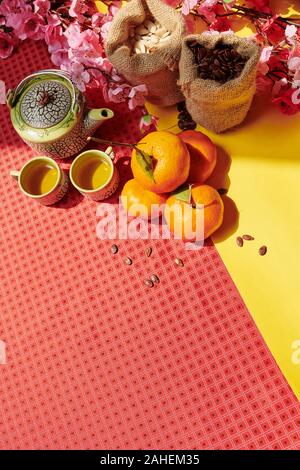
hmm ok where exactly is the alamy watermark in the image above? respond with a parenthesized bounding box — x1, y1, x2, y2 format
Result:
(0, 340, 6, 364)
(96, 198, 205, 250)
(291, 83, 300, 105)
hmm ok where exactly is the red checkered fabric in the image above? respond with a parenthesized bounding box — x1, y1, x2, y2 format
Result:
(0, 40, 300, 450)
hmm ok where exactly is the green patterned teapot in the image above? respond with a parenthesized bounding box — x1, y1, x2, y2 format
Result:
(7, 69, 114, 159)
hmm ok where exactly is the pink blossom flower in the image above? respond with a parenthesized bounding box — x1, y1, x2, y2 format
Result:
(69, 0, 89, 24)
(288, 55, 300, 82)
(91, 12, 104, 30)
(182, 0, 198, 16)
(128, 84, 148, 110)
(44, 13, 62, 45)
(197, 0, 218, 22)
(0, 80, 6, 104)
(108, 83, 131, 104)
(139, 113, 158, 133)
(260, 45, 273, 63)
(12, 12, 45, 41)
(285, 24, 297, 43)
(100, 21, 113, 43)
(64, 23, 82, 48)
(1, 0, 31, 32)
(66, 31, 104, 72)
(100, 4, 120, 42)
(0, 0, 30, 18)
(62, 62, 90, 91)
(34, 0, 51, 17)
(257, 46, 273, 75)
(47, 33, 69, 67)
(0, 30, 16, 59)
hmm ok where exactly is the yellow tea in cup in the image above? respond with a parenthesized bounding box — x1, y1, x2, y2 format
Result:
(20, 159, 59, 196)
(74, 157, 112, 190)
(69, 149, 119, 201)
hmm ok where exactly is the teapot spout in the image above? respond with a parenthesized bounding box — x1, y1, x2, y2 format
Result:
(83, 108, 114, 136)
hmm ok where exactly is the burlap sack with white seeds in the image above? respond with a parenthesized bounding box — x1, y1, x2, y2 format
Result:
(179, 33, 261, 133)
(105, 0, 185, 106)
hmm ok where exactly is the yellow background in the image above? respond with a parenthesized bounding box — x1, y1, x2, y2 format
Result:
(99, 1, 300, 399)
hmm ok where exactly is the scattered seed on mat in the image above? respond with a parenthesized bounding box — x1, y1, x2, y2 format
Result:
(111, 244, 118, 254)
(145, 247, 152, 257)
(150, 274, 159, 284)
(175, 257, 184, 267)
(236, 236, 244, 247)
(144, 279, 154, 288)
(124, 257, 133, 265)
(259, 245, 267, 256)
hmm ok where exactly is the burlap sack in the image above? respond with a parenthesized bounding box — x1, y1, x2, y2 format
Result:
(179, 33, 261, 133)
(105, 0, 185, 106)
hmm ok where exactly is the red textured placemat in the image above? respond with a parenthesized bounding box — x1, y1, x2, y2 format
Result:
(1, 40, 300, 450)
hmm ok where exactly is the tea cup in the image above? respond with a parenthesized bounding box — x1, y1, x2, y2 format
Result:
(69, 147, 119, 201)
(10, 156, 68, 205)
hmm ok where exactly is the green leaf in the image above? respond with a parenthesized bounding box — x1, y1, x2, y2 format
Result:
(223, 0, 233, 3)
(173, 184, 193, 203)
(143, 114, 152, 124)
(135, 147, 155, 182)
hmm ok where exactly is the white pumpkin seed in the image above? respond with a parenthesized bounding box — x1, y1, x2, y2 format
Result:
(136, 25, 149, 35)
(144, 20, 155, 30)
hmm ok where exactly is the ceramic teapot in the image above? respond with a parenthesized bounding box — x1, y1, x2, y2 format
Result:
(7, 69, 114, 159)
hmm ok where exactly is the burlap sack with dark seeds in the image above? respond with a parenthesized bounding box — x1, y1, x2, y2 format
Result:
(179, 33, 261, 133)
(105, 0, 185, 106)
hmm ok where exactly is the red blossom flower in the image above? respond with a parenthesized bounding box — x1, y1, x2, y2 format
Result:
(272, 87, 300, 115)
(0, 30, 16, 59)
(209, 16, 231, 33)
(259, 16, 285, 45)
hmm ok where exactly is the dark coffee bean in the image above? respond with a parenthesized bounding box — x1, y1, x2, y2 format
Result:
(177, 101, 186, 112)
(111, 244, 118, 254)
(242, 234, 255, 241)
(236, 236, 244, 247)
(259, 246, 267, 256)
(178, 120, 196, 130)
(185, 121, 197, 130)
(217, 188, 228, 195)
(190, 42, 246, 83)
(178, 110, 189, 120)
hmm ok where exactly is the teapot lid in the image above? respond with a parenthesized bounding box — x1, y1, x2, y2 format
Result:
(9, 70, 78, 129)
(20, 79, 72, 128)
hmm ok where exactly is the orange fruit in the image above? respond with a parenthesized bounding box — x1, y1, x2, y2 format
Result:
(131, 131, 190, 194)
(121, 178, 166, 220)
(178, 130, 217, 184)
(164, 184, 224, 240)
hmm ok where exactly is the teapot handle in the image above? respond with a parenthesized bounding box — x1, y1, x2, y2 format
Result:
(7, 69, 78, 113)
